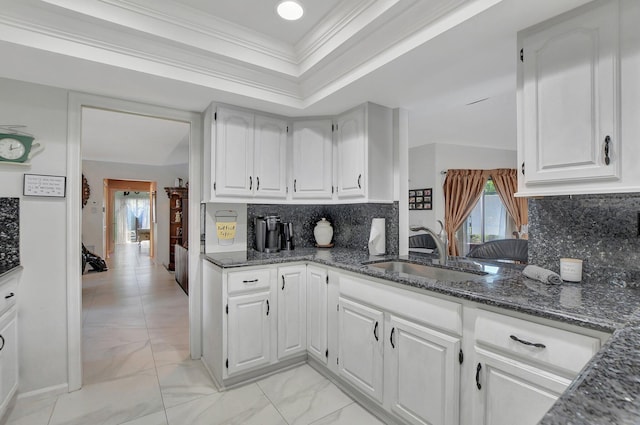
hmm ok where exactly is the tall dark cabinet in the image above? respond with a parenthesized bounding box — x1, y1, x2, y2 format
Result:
(165, 187, 188, 294)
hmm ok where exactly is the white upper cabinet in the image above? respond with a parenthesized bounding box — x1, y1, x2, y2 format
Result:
(204, 101, 394, 203)
(254, 115, 288, 199)
(205, 105, 288, 201)
(335, 107, 366, 199)
(335, 103, 393, 202)
(214, 107, 254, 197)
(517, 0, 624, 196)
(292, 119, 334, 200)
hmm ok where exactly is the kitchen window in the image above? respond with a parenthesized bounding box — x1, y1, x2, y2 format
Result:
(456, 179, 515, 255)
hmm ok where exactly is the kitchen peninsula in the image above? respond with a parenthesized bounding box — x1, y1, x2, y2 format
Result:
(202, 247, 640, 425)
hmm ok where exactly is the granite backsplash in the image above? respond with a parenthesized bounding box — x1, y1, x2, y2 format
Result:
(0, 198, 20, 273)
(247, 202, 399, 255)
(529, 193, 640, 286)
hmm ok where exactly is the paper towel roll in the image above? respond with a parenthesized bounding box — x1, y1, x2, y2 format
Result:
(368, 218, 386, 256)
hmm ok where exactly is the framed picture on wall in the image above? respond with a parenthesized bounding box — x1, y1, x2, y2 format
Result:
(409, 188, 432, 210)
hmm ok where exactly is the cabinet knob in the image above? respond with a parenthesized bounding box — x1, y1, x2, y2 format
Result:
(0, 334, 4, 351)
(604, 135, 611, 165)
(521, 162, 525, 176)
(266, 299, 270, 316)
(373, 321, 379, 341)
(281, 275, 285, 290)
(249, 176, 253, 191)
(390, 327, 395, 349)
(357, 174, 362, 189)
(4, 292, 15, 299)
(293, 179, 297, 192)
(256, 176, 260, 191)
(476, 363, 482, 390)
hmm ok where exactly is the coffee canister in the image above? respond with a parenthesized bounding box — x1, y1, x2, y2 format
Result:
(314, 218, 333, 246)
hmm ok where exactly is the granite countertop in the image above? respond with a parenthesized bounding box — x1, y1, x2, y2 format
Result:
(202, 248, 640, 424)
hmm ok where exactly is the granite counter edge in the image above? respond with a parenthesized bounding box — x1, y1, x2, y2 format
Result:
(0, 265, 23, 281)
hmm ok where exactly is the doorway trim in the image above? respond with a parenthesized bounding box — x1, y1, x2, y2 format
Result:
(67, 92, 202, 391)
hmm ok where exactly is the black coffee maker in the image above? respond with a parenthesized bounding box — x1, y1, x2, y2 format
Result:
(255, 216, 294, 252)
(255, 216, 281, 253)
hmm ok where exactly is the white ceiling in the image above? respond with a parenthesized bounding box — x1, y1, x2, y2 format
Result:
(81, 108, 190, 166)
(0, 0, 592, 164)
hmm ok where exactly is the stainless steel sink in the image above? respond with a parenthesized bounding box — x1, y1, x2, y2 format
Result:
(366, 261, 487, 282)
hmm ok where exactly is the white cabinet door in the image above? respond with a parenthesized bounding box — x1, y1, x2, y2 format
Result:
(254, 115, 288, 199)
(277, 265, 306, 359)
(387, 315, 460, 425)
(306, 266, 328, 363)
(292, 120, 333, 199)
(336, 107, 366, 199)
(519, 0, 619, 188)
(227, 290, 272, 375)
(215, 107, 255, 197)
(338, 296, 384, 403)
(471, 348, 570, 425)
(0, 310, 17, 413)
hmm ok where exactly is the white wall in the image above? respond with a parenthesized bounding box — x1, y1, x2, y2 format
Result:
(0, 78, 69, 393)
(408, 143, 517, 233)
(82, 160, 187, 267)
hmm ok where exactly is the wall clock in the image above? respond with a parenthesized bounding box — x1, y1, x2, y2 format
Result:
(82, 174, 90, 208)
(0, 133, 41, 163)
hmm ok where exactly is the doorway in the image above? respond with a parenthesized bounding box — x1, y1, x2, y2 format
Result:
(68, 93, 202, 391)
(104, 179, 156, 260)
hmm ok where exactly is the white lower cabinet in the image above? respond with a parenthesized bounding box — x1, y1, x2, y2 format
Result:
(277, 265, 307, 359)
(226, 290, 272, 375)
(0, 270, 18, 422)
(466, 308, 605, 425)
(307, 265, 328, 363)
(337, 296, 384, 403)
(203, 261, 610, 425)
(0, 309, 17, 419)
(387, 315, 461, 425)
(471, 348, 569, 425)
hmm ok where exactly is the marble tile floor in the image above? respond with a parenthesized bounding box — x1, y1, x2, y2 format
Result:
(5, 244, 382, 425)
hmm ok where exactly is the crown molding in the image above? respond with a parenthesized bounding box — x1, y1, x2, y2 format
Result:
(294, 0, 400, 73)
(0, 0, 505, 110)
(39, 0, 412, 76)
(40, 0, 299, 73)
(0, 11, 305, 107)
(299, 0, 504, 107)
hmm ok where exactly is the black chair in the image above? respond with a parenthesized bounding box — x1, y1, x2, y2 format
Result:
(409, 234, 438, 250)
(466, 239, 528, 263)
(82, 243, 108, 273)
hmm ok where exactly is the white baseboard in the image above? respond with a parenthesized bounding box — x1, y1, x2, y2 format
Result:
(17, 383, 69, 401)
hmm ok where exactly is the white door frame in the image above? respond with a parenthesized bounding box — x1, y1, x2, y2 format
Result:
(67, 92, 202, 391)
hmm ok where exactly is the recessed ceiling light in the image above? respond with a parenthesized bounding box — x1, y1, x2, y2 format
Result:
(277, 1, 304, 21)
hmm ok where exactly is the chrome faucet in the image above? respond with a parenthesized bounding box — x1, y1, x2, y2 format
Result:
(410, 220, 448, 265)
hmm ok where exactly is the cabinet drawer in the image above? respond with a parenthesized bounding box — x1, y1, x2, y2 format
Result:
(0, 274, 18, 316)
(227, 269, 271, 294)
(340, 273, 462, 335)
(475, 309, 600, 375)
